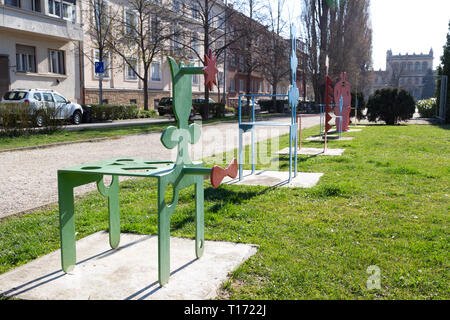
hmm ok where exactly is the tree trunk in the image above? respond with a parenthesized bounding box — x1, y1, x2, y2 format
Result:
(143, 68, 149, 111)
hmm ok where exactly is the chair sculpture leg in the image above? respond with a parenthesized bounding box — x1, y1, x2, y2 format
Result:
(195, 176, 204, 259)
(157, 180, 171, 286)
(97, 175, 120, 249)
(58, 173, 77, 273)
(58, 172, 100, 273)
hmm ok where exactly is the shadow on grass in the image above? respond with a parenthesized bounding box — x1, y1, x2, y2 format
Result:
(204, 185, 273, 214)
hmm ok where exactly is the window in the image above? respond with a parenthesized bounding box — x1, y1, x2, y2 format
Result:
(94, 0, 110, 30)
(239, 79, 244, 92)
(151, 61, 161, 81)
(193, 73, 199, 85)
(218, 14, 225, 30)
(48, 0, 61, 17)
(54, 93, 67, 103)
(191, 34, 199, 56)
(5, 0, 20, 8)
(230, 78, 235, 92)
(21, 0, 41, 12)
(150, 17, 161, 43)
(130, 99, 137, 104)
(422, 61, 428, 71)
(191, 2, 199, 19)
(94, 49, 109, 78)
(415, 62, 420, 71)
(218, 71, 223, 87)
(49, 49, 65, 74)
(42, 92, 54, 102)
(33, 93, 42, 101)
(407, 62, 413, 72)
(125, 58, 138, 80)
(173, 0, 182, 11)
(125, 10, 138, 36)
(16, 44, 36, 73)
(230, 53, 236, 67)
(172, 28, 183, 53)
(62, 2, 72, 21)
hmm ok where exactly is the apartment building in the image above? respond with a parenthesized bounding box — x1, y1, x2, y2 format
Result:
(0, 0, 83, 102)
(0, 0, 309, 110)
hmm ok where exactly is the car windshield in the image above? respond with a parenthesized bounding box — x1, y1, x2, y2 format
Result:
(3, 91, 28, 101)
(159, 98, 171, 104)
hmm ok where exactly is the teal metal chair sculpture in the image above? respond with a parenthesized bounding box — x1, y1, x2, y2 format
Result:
(57, 52, 237, 286)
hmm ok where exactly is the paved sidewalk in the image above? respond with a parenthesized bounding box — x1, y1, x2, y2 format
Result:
(0, 115, 320, 219)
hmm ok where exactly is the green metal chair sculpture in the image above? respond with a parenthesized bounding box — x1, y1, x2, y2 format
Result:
(57, 52, 237, 286)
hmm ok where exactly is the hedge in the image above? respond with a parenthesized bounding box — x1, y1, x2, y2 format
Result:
(89, 104, 140, 121)
(0, 102, 63, 136)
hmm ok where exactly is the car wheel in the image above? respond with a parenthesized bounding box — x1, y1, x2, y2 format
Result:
(72, 110, 82, 125)
(35, 115, 44, 127)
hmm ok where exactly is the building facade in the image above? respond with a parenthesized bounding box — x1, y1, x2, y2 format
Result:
(370, 49, 435, 101)
(1, 0, 310, 110)
(81, 0, 226, 109)
(0, 0, 83, 102)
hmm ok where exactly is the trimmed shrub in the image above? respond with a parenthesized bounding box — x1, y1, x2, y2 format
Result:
(366, 88, 415, 125)
(89, 104, 140, 121)
(138, 109, 158, 118)
(416, 98, 437, 118)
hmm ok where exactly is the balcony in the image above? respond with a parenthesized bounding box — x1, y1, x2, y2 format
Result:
(0, 2, 83, 41)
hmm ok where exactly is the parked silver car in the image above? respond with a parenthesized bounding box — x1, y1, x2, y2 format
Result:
(1, 89, 83, 127)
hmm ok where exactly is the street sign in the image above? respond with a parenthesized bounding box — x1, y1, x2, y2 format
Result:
(95, 61, 104, 74)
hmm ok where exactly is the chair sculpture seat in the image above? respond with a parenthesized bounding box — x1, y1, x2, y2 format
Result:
(57, 52, 237, 286)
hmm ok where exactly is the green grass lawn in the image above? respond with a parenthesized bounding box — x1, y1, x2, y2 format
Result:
(0, 116, 237, 151)
(0, 121, 171, 151)
(0, 124, 448, 299)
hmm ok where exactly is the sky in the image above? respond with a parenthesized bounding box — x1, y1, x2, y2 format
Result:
(268, 0, 450, 70)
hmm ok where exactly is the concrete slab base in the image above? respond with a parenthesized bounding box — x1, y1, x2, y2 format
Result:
(306, 135, 354, 141)
(328, 129, 362, 134)
(223, 170, 323, 188)
(277, 147, 345, 156)
(0, 232, 258, 300)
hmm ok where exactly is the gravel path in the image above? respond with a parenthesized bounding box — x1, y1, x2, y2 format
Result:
(0, 115, 320, 219)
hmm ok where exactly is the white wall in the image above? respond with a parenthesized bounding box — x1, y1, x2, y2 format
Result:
(0, 31, 81, 102)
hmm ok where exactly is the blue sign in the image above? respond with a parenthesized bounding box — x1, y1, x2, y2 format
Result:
(95, 61, 104, 74)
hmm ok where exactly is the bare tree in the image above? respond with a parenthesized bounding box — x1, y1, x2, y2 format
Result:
(82, 0, 117, 105)
(230, 0, 268, 107)
(172, 0, 244, 118)
(262, 0, 290, 110)
(106, 0, 181, 110)
(300, 0, 373, 102)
